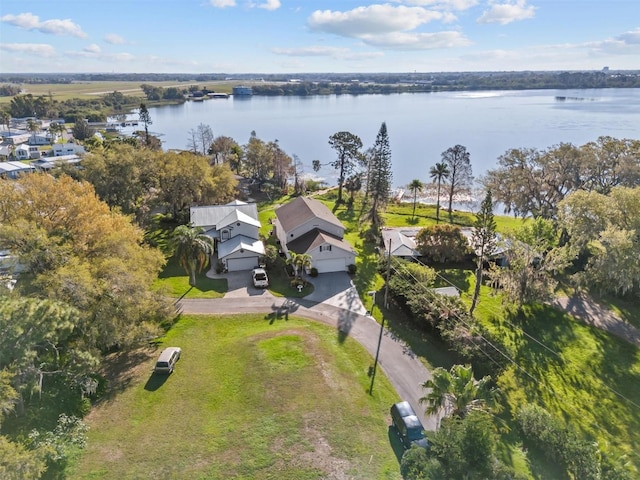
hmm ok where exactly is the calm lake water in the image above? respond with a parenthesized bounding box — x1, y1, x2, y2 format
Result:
(140, 88, 640, 189)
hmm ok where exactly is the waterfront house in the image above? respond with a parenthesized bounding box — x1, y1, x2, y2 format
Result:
(273, 196, 356, 273)
(190, 200, 265, 272)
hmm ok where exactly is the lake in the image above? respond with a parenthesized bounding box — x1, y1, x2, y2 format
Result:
(140, 88, 640, 189)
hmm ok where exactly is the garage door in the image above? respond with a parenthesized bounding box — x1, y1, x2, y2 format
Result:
(313, 258, 346, 273)
(227, 256, 259, 272)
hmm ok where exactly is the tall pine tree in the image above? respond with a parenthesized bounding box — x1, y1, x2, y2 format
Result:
(363, 122, 392, 236)
(469, 189, 497, 315)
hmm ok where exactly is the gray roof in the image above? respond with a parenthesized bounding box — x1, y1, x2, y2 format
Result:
(217, 235, 265, 259)
(431, 286, 460, 298)
(381, 228, 420, 257)
(275, 196, 344, 233)
(287, 228, 355, 255)
(190, 201, 259, 228)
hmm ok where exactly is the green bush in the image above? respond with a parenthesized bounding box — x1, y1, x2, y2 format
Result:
(309, 267, 318, 277)
(347, 264, 357, 275)
(517, 404, 601, 480)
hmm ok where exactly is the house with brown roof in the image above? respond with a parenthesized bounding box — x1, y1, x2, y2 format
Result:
(274, 196, 356, 273)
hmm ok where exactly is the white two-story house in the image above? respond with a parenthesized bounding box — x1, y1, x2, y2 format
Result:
(190, 200, 265, 272)
(274, 196, 356, 273)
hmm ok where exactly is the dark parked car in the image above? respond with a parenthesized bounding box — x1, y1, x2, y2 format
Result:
(390, 401, 429, 449)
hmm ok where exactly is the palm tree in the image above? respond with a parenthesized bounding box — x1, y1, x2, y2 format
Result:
(429, 162, 450, 224)
(419, 364, 498, 421)
(408, 179, 423, 220)
(27, 119, 40, 142)
(171, 224, 214, 287)
(0, 110, 11, 134)
(287, 251, 312, 283)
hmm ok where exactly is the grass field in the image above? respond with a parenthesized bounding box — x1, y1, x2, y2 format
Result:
(0, 80, 235, 104)
(68, 315, 403, 479)
(153, 256, 226, 299)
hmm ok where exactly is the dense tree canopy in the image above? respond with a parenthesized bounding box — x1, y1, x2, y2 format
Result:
(415, 224, 470, 263)
(558, 186, 640, 297)
(483, 137, 640, 219)
(0, 174, 172, 352)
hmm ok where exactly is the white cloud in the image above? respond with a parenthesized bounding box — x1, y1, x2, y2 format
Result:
(0, 43, 57, 57)
(209, 0, 236, 7)
(361, 31, 472, 49)
(66, 49, 136, 63)
(104, 33, 126, 45)
(583, 28, 640, 56)
(0, 12, 87, 38)
(84, 44, 101, 53)
(394, 0, 478, 10)
(308, 5, 444, 37)
(271, 46, 349, 57)
(255, 0, 281, 10)
(617, 28, 640, 46)
(477, 0, 536, 25)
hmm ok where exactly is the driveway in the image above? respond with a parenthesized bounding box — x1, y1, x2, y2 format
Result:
(304, 272, 368, 315)
(206, 268, 275, 299)
(207, 268, 367, 315)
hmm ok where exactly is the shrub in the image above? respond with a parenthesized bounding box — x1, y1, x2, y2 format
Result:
(309, 267, 318, 277)
(517, 404, 601, 480)
(347, 264, 357, 275)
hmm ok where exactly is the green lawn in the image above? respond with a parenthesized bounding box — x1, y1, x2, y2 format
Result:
(68, 315, 403, 479)
(448, 269, 640, 473)
(153, 256, 227, 299)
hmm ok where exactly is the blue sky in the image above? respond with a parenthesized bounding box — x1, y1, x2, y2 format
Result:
(1, 0, 639, 73)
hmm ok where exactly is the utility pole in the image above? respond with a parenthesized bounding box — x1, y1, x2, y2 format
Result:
(369, 239, 392, 395)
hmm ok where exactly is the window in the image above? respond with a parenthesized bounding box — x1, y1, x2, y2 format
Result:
(221, 229, 230, 240)
(320, 245, 332, 252)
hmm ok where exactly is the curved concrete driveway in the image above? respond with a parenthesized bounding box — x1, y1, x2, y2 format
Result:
(177, 291, 437, 431)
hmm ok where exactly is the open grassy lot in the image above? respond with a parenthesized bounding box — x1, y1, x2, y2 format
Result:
(0, 81, 234, 104)
(68, 314, 403, 479)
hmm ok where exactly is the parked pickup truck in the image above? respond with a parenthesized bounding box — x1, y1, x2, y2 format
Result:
(252, 268, 269, 288)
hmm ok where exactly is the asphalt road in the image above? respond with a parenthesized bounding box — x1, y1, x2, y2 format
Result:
(177, 296, 438, 431)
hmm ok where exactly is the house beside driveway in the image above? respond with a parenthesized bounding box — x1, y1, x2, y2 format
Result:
(274, 196, 356, 273)
(190, 200, 265, 272)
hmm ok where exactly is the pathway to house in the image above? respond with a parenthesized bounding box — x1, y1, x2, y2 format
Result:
(552, 294, 640, 348)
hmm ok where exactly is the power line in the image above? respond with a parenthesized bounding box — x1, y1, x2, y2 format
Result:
(389, 257, 640, 411)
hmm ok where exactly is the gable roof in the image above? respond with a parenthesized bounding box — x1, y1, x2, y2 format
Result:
(381, 228, 420, 257)
(217, 209, 261, 229)
(275, 196, 344, 233)
(190, 200, 259, 228)
(287, 228, 355, 255)
(217, 235, 265, 259)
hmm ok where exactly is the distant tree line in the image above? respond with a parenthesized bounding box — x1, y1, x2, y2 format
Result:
(3, 91, 141, 123)
(3, 70, 639, 91)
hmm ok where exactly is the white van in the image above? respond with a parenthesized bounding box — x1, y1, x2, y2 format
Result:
(154, 347, 182, 374)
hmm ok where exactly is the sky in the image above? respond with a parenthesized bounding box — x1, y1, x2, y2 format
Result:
(0, 0, 639, 74)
